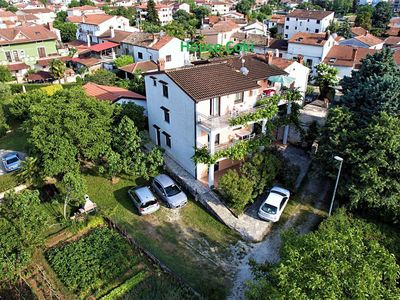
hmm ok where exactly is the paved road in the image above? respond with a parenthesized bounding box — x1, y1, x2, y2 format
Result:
(0, 149, 27, 176)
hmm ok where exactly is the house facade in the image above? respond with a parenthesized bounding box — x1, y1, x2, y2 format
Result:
(283, 9, 334, 40)
(0, 25, 58, 67)
(145, 62, 281, 187)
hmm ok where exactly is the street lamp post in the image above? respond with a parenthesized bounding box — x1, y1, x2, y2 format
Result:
(329, 156, 343, 216)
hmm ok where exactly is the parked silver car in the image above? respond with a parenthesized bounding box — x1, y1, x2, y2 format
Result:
(258, 186, 290, 222)
(152, 174, 188, 209)
(2, 152, 22, 172)
(128, 186, 160, 215)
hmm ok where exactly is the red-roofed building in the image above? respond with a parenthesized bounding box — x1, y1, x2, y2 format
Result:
(136, 3, 173, 26)
(7, 62, 29, 82)
(83, 82, 147, 112)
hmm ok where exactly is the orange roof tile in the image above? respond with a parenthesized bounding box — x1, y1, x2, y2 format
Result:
(83, 82, 146, 103)
(118, 60, 158, 74)
(354, 33, 382, 47)
(80, 14, 113, 25)
(351, 27, 367, 36)
(323, 45, 376, 68)
(289, 32, 329, 46)
(0, 25, 57, 46)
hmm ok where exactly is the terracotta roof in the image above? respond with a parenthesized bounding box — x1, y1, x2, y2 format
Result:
(20, 8, 54, 14)
(68, 5, 99, 11)
(289, 32, 329, 46)
(393, 50, 400, 65)
(354, 33, 382, 47)
(212, 19, 239, 32)
(0, 25, 57, 46)
(323, 45, 375, 68)
(80, 14, 113, 25)
(89, 41, 119, 52)
(385, 27, 400, 37)
(269, 14, 285, 25)
(384, 36, 400, 47)
(118, 61, 158, 74)
(36, 56, 70, 67)
(99, 29, 133, 43)
(66, 15, 83, 23)
(151, 35, 174, 50)
(155, 62, 260, 102)
(17, 14, 39, 22)
(232, 32, 270, 46)
(0, 10, 16, 18)
(287, 9, 334, 20)
(122, 33, 174, 50)
(265, 56, 294, 69)
(351, 27, 367, 36)
(27, 71, 53, 81)
(71, 57, 102, 67)
(83, 82, 145, 103)
(7, 62, 29, 71)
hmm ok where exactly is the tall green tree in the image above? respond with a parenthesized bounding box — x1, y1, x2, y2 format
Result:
(61, 172, 87, 219)
(146, 0, 160, 25)
(236, 0, 255, 15)
(84, 69, 118, 86)
(26, 87, 114, 177)
(0, 65, 12, 82)
(192, 6, 211, 26)
(0, 190, 48, 282)
(355, 5, 374, 30)
(49, 59, 66, 84)
(246, 209, 400, 299)
(113, 102, 146, 131)
(372, 1, 393, 30)
(314, 63, 339, 100)
(56, 23, 78, 43)
(164, 20, 187, 40)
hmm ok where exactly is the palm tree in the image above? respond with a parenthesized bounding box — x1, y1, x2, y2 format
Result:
(49, 59, 66, 84)
(16, 157, 42, 186)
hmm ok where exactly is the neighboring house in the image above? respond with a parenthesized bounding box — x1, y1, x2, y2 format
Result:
(384, 36, 400, 48)
(137, 3, 173, 26)
(118, 60, 158, 79)
(323, 45, 376, 78)
(231, 33, 288, 57)
(222, 11, 245, 20)
(98, 28, 134, 56)
(7, 62, 29, 83)
(283, 9, 334, 40)
(386, 27, 400, 37)
(145, 62, 267, 187)
(164, 2, 190, 13)
(121, 33, 189, 69)
(350, 26, 368, 37)
(198, 19, 240, 44)
(83, 82, 147, 112)
(76, 14, 137, 45)
(196, 1, 230, 15)
(0, 25, 59, 67)
(0, 10, 18, 27)
(339, 32, 383, 50)
(69, 57, 102, 73)
(67, 5, 105, 17)
(240, 21, 265, 35)
(266, 14, 285, 35)
(17, 8, 56, 25)
(287, 32, 337, 72)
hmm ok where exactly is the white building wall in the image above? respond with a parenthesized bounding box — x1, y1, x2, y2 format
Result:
(284, 62, 310, 93)
(158, 7, 173, 26)
(145, 74, 196, 176)
(283, 13, 334, 40)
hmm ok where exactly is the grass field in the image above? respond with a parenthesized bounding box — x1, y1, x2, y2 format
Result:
(84, 173, 240, 299)
(0, 127, 28, 152)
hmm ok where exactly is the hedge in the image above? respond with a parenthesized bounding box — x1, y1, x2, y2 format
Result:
(101, 271, 147, 300)
(10, 82, 81, 94)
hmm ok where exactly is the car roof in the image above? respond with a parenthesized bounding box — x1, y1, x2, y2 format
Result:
(154, 174, 175, 187)
(4, 152, 18, 158)
(265, 187, 290, 207)
(134, 186, 156, 203)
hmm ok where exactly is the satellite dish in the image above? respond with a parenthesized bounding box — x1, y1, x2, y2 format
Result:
(240, 66, 249, 75)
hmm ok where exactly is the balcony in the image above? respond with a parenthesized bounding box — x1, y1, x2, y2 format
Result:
(197, 105, 270, 131)
(197, 129, 258, 153)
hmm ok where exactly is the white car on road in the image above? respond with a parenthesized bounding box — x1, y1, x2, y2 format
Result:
(258, 186, 290, 222)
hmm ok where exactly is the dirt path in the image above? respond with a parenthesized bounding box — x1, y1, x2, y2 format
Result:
(227, 172, 330, 300)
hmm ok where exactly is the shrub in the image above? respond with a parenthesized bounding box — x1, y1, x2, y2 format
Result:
(114, 55, 134, 68)
(46, 227, 137, 296)
(218, 169, 253, 214)
(40, 84, 63, 96)
(101, 271, 147, 300)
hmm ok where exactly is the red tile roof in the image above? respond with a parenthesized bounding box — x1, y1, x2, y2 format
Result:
(80, 14, 113, 25)
(287, 9, 334, 20)
(384, 36, 400, 47)
(351, 27, 367, 36)
(354, 33, 382, 47)
(27, 71, 53, 81)
(289, 32, 329, 46)
(83, 82, 146, 103)
(36, 56, 70, 67)
(393, 50, 400, 65)
(89, 41, 119, 52)
(151, 35, 174, 50)
(323, 45, 376, 68)
(385, 27, 400, 37)
(118, 60, 158, 74)
(20, 8, 54, 14)
(7, 62, 29, 71)
(0, 25, 57, 46)
(71, 57, 102, 67)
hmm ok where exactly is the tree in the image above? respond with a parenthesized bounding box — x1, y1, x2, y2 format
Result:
(325, 0, 353, 16)
(372, 1, 393, 30)
(141, 21, 161, 33)
(0, 105, 8, 137)
(355, 5, 374, 30)
(114, 55, 134, 68)
(127, 70, 145, 95)
(327, 20, 351, 38)
(0, 82, 11, 101)
(246, 209, 400, 299)
(218, 169, 254, 214)
(84, 69, 118, 86)
(236, 0, 255, 15)
(314, 63, 339, 100)
(16, 157, 42, 186)
(49, 59, 66, 84)
(0, 65, 12, 82)
(56, 23, 78, 43)
(192, 6, 211, 26)
(0, 190, 48, 282)
(113, 102, 146, 131)
(146, 0, 160, 25)
(9, 89, 48, 121)
(26, 87, 114, 177)
(61, 172, 87, 219)
(164, 21, 187, 40)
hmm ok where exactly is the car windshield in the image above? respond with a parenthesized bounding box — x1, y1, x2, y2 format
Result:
(262, 203, 278, 215)
(271, 190, 287, 197)
(165, 184, 181, 197)
(6, 157, 19, 164)
(141, 200, 158, 208)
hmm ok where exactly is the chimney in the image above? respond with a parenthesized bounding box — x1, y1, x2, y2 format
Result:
(275, 49, 279, 57)
(157, 58, 165, 71)
(265, 51, 273, 64)
(352, 48, 358, 61)
(47, 22, 54, 31)
(364, 30, 368, 36)
(110, 26, 115, 38)
(297, 55, 303, 64)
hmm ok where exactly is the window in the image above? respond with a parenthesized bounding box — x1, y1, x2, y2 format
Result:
(163, 132, 171, 148)
(138, 52, 143, 59)
(234, 92, 243, 104)
(162, 84, 168, 98)
(153, 124, 161, 146)
(37, 46, 46, 58)
(306, 59, 312, 67)
(295, 26, 297, 30)
(285, 25, 289, 29)
(306, 27, 309, 31)
(286, 17, 289, 21)
(316, 20, 320, 24)
(150, 76, 157, 86)
(300, 21, 302, 26)
(19, 50, 25, 58)
(315, 29, 319, 33)
(284, 34, 288, 39)
(13, 50, 20, 62)
(249, 90, 253, 96)
(215, 133, 220, 145)
(5, 51, 12, 62)
(166, 55, 171, 62)
(161, 106, 170, 123)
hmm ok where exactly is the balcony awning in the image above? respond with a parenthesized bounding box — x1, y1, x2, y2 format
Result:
(89, 41, 119, 52)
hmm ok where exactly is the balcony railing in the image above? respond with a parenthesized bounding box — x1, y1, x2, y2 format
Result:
(196, 131, 258, 153)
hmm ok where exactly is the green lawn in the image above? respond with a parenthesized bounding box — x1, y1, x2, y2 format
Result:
(0, 173, 18, 193)
(0, 127, 28, 152)
(84, 173, 240, 299)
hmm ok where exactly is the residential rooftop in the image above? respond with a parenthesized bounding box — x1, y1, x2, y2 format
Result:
(287, 9, 334, 20)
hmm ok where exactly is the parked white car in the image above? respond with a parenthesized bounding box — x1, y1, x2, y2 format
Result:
(128, 186, 160, 215)
(258, 186, 290, 222)
(152, 174, 188, 209)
